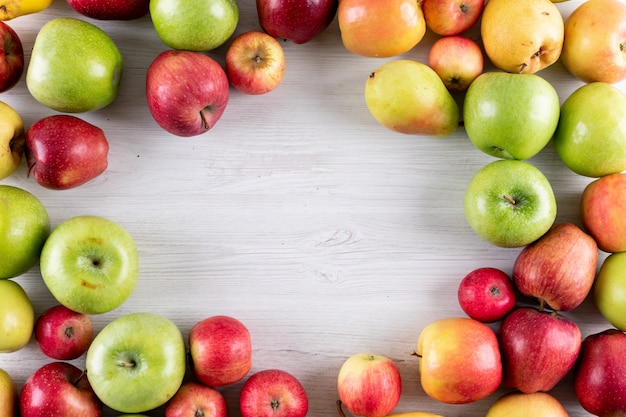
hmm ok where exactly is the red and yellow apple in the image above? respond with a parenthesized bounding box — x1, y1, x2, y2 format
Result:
(428, 35, 483, 92)
(485, 392, 569, 417)
(422, 0, 484, 36)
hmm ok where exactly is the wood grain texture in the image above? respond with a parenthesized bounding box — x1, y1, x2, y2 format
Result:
(0, 0, 622, 415)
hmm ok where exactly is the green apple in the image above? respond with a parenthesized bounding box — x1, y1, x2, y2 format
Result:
(463, 72, 560, 160)
(464, 159, 557, 248)
(0, 368, 17, 416)
(364, 59, 460, 137)
(593, 252, 626, 331)
(40, 215, 139, 315)
(150, 0, 239, 51)
(0, 279, 35, 353)
(26, 17, 123, 113)
(553, 82, 626, 177)
(86, 312, 187, 413)
(0, 185, 50, 279)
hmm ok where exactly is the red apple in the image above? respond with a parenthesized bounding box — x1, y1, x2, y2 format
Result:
(580, 173, 626, 253)
(422, 0, 484, 36)
(0, 21, 24, 93)
(34, 304, 93, 360)
(146, 50, 230, 137)
(20, 362, 102, 417)
(498, 307, 582, 394)
(256, 0, 338, 44)
(225, 30, 285, 95)
(189, 315, 252, 387)
(428, 35, 483, 92)
(457, 267, 516, 323)
(24, 114, 109, 190)
(337, 353, 401, 417)
(66, 0, 149, 20)
(512, 222, 598, 311)
(239, 369, 308, 417)
(574, 329, 626, 416)
(165, 381, 227, 417)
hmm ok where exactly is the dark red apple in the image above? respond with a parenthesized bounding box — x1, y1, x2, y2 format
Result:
(165, 381, 227, 417)
(457, 267, 516, 322)
(574, 329, 626, 416)
(66, 0, 149, 20)
(239, 369, 308, 417)
(20, 362, 102, 417)
(35, 304, 93, 360)
(256, 0, 338, 44)
(146, 50, 230, 137)
(25, 115, 109, 190)
(512, 222, 598, 311)
(499, 307, 582, 394)
(0, 21, 23, 93)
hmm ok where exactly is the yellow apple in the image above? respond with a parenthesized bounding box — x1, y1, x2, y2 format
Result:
(0, 101, 24, 181)
(0, 279, 34, 353)
(0, 368, 17, 417)
(485, 392, 568, 417)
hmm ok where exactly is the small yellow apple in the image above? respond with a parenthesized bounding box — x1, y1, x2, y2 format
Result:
(0, 0, 54, 20)
(0, 279, 35, 353)
(0, 368, 17, 417)
(485, 392, 569, 417)
(0, 101, 24, 181)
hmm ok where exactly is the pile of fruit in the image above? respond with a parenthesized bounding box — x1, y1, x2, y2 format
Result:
(1, 0, 626, 415)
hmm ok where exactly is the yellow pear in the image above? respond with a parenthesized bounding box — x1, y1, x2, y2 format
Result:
(485, 392, 569, 417)
(0, 0, 54, 20)
(0, 101, 24, 181)
(0, 368, 18, 417)
(481, 0, 564, 74)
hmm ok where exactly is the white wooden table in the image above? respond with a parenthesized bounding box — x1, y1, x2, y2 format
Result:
(1, 0, 622, 415)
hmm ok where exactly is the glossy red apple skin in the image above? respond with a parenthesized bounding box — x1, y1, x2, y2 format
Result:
(0, 21, 24, 93)
(189, 315, 252, 387)
(66, 0, 149, 20)
(225, 30, 285, 95)
(146, 50, 230, 137)
(422, 0, 484, 36)
(512, 222, 598, 311)
(574, 329, 626, 416)
(35, 304, 93, 360)
(20, 362, 102, 417)
(499, 307, 582, 394)
(256, 0, 338, 44)
(165, 381, 227, 417)
(239, 369, 308, 417)
(25, 115, 109, 190)
(457, 267, 516, 323)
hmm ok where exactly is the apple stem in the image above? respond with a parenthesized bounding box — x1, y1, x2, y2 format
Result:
(74, 369, 88, 386)
(336, 400, 349, 417)
(410, 350, 421, 358)
(539, 298, 545, 311)
(502, 194, 516, 206)
(199, 110, 211, 130)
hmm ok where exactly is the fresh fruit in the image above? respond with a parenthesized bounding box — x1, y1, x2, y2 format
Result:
(463, 159, 557, 248)
(580, 173, 626, 253)
(150, 0, 239, 51)
(0, 184, 50, 279)
(19, 361, 102, 417)
(364, 60, 460, 137)
(85, 312, 187, 413)
(574, 329, 626, 416)
(256, 0, 338, 44)
(0, 368, 17, 417)
(422, 0, 484, 36)
(485, 392, 569, 417)
(337, 353, 402, 417)
(66, 0, 150, 20)
(40, 215, 139, 315)
(427, 35, 483, 92)
(0, 21, 23, 93)
(561, 0, 626, 84)
(416, 317, 502, 404)
(498, 307, 582, 393)
(336, 402, 444, 417)
(0, 279, 34, 353)
(34, 304, 93, 360)
(593, 252, 626, 331)
(457, 267, 516, 323)
(164, 381, 227, 417)
(0, 0, 54, 20)
(512, 222, 598, 311)
(239, 369, 309, 417)
(146, 50, 230, 137)
(337, 0, 426, 58)
(553, 82, 626, 178)
(463, 71, 560, 160)
(189, 315, 252, 387)
(26, 17, 123, 113)
(480, 0, 564, 73)
(0, 101, 24, 181)
(225, 30, 285, 95)
(25, 115, 109, 190)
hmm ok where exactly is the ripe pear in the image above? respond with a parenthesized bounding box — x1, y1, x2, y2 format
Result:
(0, 0, 53, 20)
(481, 0, 564, 74)
(364, 60, 460, 137)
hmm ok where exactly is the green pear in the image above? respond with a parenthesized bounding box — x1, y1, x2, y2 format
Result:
(364, 59, 460, 137)
(26, 17, 123, 113)
(553, 82, 626, 177)
(463, 72, 560, 160)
